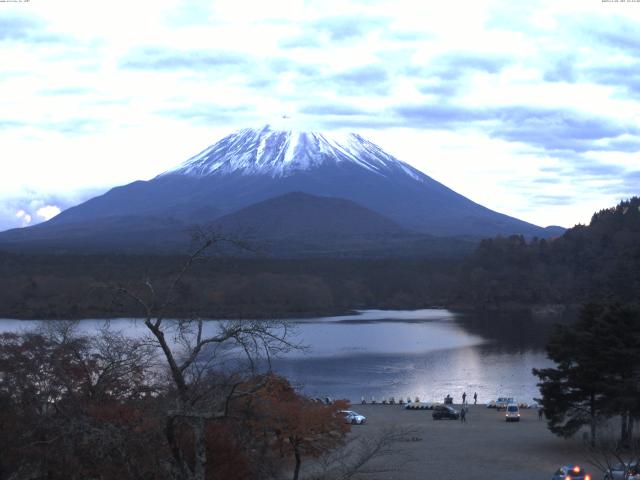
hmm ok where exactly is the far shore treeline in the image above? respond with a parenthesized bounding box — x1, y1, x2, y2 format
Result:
(0, 197, 638, 320)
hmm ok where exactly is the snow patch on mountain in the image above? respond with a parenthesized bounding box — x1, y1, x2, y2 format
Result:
(162, 125, 425, 182)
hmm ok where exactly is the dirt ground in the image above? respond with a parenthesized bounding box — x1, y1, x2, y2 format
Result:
(340, 404, 596, 480)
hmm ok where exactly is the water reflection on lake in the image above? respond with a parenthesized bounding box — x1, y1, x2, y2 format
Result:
(0, 309, 555, 404)
(274, 309, 554, 404)
(284, 309, 485, 357)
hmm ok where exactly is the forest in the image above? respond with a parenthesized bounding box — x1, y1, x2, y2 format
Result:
(0, 197, 638, 320)
(0, 254, 458, 320)
(452, 196, 640, 309)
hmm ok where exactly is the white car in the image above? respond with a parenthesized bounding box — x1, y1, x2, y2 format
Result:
(505, 403, 520, 422)
(340, 410, 366, 425)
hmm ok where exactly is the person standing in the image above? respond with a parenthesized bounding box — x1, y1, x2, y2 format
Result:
(462, 391, 467, 405)
(473, 392, 477, 405)
(460, 406, 466, 423)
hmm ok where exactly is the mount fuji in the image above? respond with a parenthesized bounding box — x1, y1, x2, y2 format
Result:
(0, 125, 562, 255)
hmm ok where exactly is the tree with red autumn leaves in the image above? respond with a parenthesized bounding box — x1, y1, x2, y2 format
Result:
(237, 375, 350, 480)
(0, 324, 163, 480)
(0, 326, 352, 480)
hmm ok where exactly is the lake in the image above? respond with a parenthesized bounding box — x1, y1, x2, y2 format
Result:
(0, 309, 555, 405)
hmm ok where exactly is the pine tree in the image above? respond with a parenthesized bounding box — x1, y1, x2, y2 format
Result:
(534, 303, 640, 445)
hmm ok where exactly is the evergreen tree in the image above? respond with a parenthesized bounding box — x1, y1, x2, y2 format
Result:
(534, 303, 640, 445)
(592, 304, 640, 445)
(534, 304, 607, 445)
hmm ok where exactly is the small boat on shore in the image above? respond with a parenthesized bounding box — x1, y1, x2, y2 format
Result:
(404, 402, 439, 410)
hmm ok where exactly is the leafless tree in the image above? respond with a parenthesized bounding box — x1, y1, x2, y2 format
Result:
(37, 320, 159, 401)
(113, 232, 299, 480)
(584, 423, 640, 479)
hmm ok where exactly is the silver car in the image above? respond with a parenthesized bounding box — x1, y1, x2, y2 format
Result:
(340, 410, 366, 425)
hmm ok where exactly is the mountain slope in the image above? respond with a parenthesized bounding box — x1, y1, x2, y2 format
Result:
(0, 125, 561, 254)
(0, 192, 477, 257)
(213, 191, 406, 238)
(210, 192, 476, 258)
(0, 215, 189, 253)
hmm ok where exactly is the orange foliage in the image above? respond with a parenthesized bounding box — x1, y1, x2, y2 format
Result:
(205, 422, 253, 480)
(237, 374, 350, 477)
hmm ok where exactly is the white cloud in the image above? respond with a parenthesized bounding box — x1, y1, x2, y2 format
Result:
(15, 209, 32, 226)
(0, 0, 639, 228)
(36, 205, 61, 221)
(0, 190, 103, 231)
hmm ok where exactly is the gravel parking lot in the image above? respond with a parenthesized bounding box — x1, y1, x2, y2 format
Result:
(341, 404, 593, 480)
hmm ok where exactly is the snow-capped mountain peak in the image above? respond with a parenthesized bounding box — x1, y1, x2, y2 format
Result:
(2, 126, 555, 248)
(163, 125, 424, 181)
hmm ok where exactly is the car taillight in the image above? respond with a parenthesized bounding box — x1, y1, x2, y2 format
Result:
(573, 466, 580, 473)
(584, 474, 591, 480)
(564, 476, 571, 480)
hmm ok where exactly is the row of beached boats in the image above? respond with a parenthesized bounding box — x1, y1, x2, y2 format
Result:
(357, 395, 539, 410)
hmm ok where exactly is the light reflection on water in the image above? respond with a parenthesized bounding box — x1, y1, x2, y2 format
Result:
(0, 309, 554, 404)
(283, 309, 485, 358)
(274, 309, 554, 404)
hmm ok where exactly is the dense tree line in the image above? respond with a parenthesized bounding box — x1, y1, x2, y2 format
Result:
(1, 197, 638, 320)
(0, 254, 459, 319)
(452, 197, 640, 308)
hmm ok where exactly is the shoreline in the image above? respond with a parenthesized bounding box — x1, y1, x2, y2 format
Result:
(0, 303, 577, 322)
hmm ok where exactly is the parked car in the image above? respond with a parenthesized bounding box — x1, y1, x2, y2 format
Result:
(505, 403, 520, 422)
(340, 410, 366, 425)
(432, 405, 460, 420)
(551, 464, 592, 480)
(604, 462, 640, 480)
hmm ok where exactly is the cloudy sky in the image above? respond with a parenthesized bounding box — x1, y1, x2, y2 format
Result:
(1, 0, 639, 231)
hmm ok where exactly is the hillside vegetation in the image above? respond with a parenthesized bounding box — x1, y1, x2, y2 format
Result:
(452, 197, 640, 309)
(0, 198, 637, 319)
